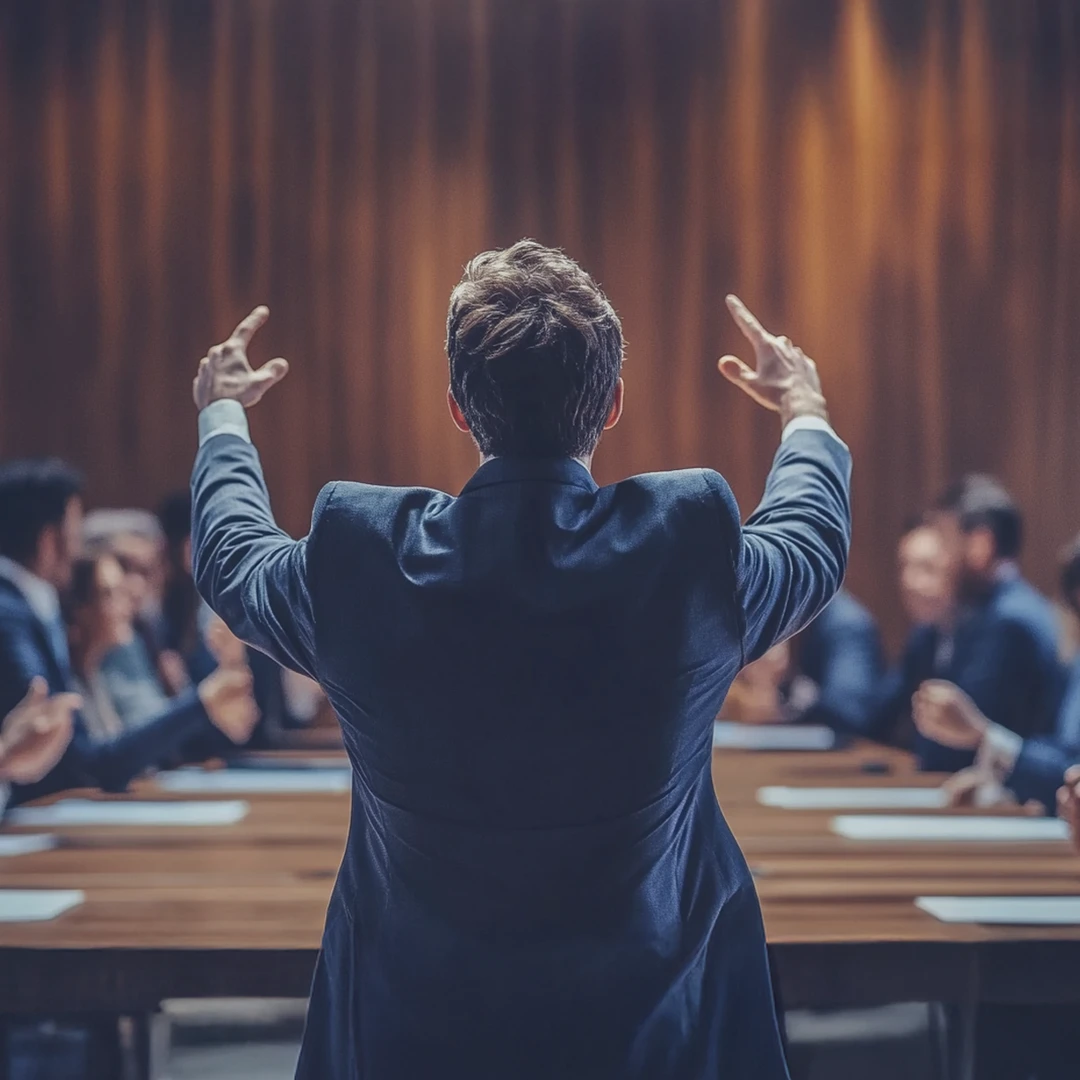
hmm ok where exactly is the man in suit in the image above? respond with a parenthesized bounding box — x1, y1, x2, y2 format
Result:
(872, 483, 1065, 772)
(190, 240, 851, 1080)
(0, 460, 259, 804)
(790, 589, 882, 733)
(914, 533, 1080, 812)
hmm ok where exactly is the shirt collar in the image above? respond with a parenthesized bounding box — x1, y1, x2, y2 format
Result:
(0, 556, 61, 626)
(460, 457, 599, 496)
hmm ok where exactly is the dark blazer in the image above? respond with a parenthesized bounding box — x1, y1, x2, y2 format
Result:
(1005, 655, 1080, 809)
(0, 578, 215, 804)
(794, 589, 882, 733)
(192, 427, 851, 1080)
(871, 576, 1066, 773)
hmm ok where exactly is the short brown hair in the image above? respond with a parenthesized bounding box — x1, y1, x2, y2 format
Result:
(446, 240, 623, 458)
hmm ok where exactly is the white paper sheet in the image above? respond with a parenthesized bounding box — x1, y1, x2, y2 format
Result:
(0, 889, 84, 922)
(713, 721, 835, 751)
(6, 799, 250, 827)
(0, 834, 58, 857)
(831, 814, 1071, 842)
(157, 768, 351, 794)
(916, 895, 1080, 925)
(759, 786, 949, 810)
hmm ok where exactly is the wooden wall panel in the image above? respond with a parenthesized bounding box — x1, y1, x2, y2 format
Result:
(1, 0, 1079, 648)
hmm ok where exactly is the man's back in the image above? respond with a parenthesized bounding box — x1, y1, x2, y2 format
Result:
(188, 252, 849, 1079)
(193, 428, 849, 1079)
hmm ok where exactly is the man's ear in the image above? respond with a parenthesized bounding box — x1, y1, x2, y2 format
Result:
(603, 378, 625, 431)
(447, 388, 471, 434)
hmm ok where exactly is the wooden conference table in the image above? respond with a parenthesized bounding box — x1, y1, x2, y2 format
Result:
(1, 740, 1079, 1020)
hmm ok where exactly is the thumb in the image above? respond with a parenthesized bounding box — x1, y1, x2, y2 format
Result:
(19, 677, 48, 709)
(718, 355, 755, 386)
(254, 357, 289, 387)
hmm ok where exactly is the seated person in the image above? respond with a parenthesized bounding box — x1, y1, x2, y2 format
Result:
(0, 678, 78, 816)
(866, 517, 960, 755)
(788, 589, 882, 732)
(159, 490, 323, 745)
(873, 477, 1065, 772)
(0, 459, 258, 804)
(719, 589, 881, 731)
(64, 550, 258, 752)
(83, 508, 173, 726)
(915, 534, 1080, 812)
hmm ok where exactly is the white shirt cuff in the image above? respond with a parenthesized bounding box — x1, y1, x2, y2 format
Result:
(781, 415, 847, 450)
(976, 722, 1024, 782)
(198, 399, 251, 446)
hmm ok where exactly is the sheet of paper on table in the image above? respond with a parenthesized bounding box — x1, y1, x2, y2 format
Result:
(917, 896, 1080, 925)
(6, 799, 250, 827)
(759, 786, 949, 810)
(832, 814, 1071, 842)
(0, 889, 84, 922)
(0, 834, 58, 857)
(712, 722, 835, 751)
(158, 768, 352, 794)
(229, 756, 348, 771)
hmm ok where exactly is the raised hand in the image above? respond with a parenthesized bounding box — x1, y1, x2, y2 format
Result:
(719, 296, 828, 427)
(0, 677, 79, 785)
(197, 666, 259, 746)
(193, 306, 290, 411)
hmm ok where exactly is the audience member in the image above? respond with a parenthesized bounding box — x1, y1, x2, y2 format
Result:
(0, 460, 258, 803)
(158, 490, 323, 747)
(915, 534, 1080, 811)
(866, 517, 961, 756)
(872, 479, 1065, 772)
(788, 589, 882, 733)
(63, 550, 259, 754)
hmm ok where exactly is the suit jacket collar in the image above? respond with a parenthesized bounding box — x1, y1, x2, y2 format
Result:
(0, 556, 60, 626)
(460, 457, 599, 496)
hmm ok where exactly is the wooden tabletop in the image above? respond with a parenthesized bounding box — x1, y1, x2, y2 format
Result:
(1, 740, 1079, 1014)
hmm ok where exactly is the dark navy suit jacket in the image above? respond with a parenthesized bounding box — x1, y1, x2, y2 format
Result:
(1005, 655, 1080, 809)
(191, 427, 851, 1080)
(871, 576, 1065, 773)
(794, 589, 882, 733)
(0, 578, 215, 804)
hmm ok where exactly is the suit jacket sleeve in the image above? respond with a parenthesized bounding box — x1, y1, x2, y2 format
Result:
(705, 429, 851, 664)
(11, 688, 215, 804)
(1005, 661, 1080, 809)
(191, 433, 324, 680)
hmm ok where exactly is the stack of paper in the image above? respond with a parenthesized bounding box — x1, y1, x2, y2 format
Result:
(831, 814, 1071, 843)
(0, 834, 58, 857)
(158, 768, 351, 794)
(713, 722, 835, 751)
(7, 799, 250, 827)
(759, 786, 949, 810)
(0, 889, 84, 923)
(917, 896, 1080, 925)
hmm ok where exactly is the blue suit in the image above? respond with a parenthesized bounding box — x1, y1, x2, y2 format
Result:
(0, 579, 216, 804)
(794, 590, 882, 733)
(1004, 655, 1080, 810)
(192, 427, 851, 1080)
(871, 576, 1066, 772)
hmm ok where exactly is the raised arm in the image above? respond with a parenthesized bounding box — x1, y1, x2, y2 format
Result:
(716, 296, 852, 662)
(190, 308, 319, 679)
